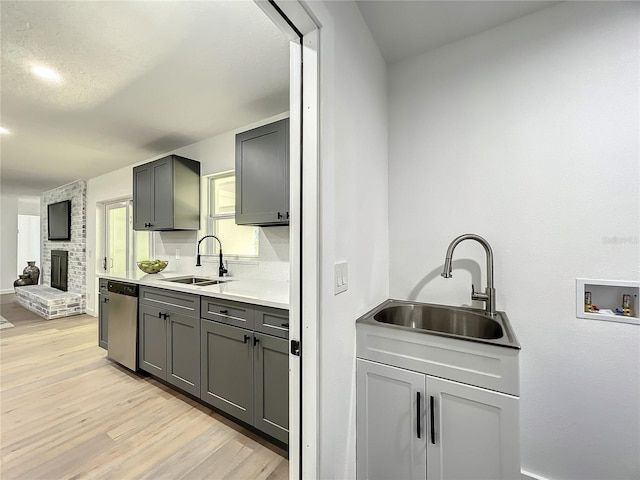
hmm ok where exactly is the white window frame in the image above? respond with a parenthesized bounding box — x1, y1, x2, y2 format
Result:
(204, 171, 259, 263)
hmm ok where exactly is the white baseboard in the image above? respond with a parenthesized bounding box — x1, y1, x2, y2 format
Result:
(522, 470, 550, 480)
(85, 308, 97, 318)
(0, 288, 15, 294)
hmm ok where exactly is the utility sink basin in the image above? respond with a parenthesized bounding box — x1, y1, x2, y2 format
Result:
(160, 276, 231, 287)
(358, 299, 520, 349)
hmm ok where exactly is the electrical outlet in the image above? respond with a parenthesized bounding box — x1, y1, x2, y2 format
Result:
(335, 261, 348, 295)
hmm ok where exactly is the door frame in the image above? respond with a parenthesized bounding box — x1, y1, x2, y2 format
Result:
(255, 2, 320, 478)
(104, 200, 131, 274)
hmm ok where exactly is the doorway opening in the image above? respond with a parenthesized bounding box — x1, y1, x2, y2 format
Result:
(17, 214, 41, 279)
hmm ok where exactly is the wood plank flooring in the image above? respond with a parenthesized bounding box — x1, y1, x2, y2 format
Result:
(0, 294, 288, 480)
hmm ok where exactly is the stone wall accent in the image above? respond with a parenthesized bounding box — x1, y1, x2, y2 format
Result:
(41, 180, 87, 313)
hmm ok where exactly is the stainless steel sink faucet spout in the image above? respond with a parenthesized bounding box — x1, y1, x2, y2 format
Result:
(196, 234, 228, 277)
(441, 234, 495, 316)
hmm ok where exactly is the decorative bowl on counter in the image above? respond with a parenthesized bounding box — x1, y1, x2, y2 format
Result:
(137, 260, 168, 274)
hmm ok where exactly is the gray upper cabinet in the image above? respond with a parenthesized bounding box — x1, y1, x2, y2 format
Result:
(235, 118, 289, 226)
(133, 155, 201, 231)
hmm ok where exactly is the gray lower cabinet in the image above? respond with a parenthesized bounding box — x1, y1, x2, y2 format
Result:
(235, 118, 289, 226)
(200, 320, 254, 424)
(98, 279, 109, 349)
(253, 332, 289, 443)
(200, 318, 289, 444)
(138, 304, 167, 376)
(138, 287, 201, 397)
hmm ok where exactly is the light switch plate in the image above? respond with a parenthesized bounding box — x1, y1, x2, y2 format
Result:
(335, 261, 348, 295)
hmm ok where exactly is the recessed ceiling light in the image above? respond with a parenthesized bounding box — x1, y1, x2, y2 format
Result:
(0, 126, 10, 135)
(31, 65, 62, 83)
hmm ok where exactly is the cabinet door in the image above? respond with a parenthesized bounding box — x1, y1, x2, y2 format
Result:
(426, 376, 520, 480)
(166, 311, 200, 397)
(150, 157, 173, 229)
(254, 333, 289, 444)
(98, 293, 109, 349)
(133, 163, 152, 230)
(236, 118, 289, 225)
(138, 304, 167, 378)
(356, 359, 427, 480)
(200, 320, 253, 424)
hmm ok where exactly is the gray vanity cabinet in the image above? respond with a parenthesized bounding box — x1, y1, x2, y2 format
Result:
(138, 287, 201, 397)
(133, 155, 201, 231)
(254, 332, 289, 443)
(235, 118, 289, 226)
(98, 279, 109, 349)
(200, 320, 254, 424)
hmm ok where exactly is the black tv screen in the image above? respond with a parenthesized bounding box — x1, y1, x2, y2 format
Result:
(47, 200, 71, 241)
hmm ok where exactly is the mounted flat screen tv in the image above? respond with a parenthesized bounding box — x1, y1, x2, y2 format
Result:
(47, 200, 71, 241)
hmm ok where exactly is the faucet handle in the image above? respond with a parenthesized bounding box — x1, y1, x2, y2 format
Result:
(471, 284, 488, 301)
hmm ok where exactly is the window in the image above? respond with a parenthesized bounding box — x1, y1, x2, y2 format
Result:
(206, 172, 259, 258)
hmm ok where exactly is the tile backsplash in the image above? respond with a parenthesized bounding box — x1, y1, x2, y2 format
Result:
(154, 227, 289, 281)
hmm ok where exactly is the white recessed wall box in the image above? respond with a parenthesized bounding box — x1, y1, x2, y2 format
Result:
(576, 278, 639, 325)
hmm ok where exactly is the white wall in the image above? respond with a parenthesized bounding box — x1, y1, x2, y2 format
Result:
(303, 1, 390, 477)
(0, 196, 19, 292)
(85, 112, 290, 315)
(388, 3, 639, 479)
(0, 195, 41, 292)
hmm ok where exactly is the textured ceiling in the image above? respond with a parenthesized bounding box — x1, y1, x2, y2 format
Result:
(0, 1, 290, 195)
(356, 0, 558, 65)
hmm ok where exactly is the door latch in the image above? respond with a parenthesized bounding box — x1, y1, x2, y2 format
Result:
(290, 339, 301, 356)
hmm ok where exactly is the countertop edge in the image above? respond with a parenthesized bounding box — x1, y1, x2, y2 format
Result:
(97, 273, 289, 310)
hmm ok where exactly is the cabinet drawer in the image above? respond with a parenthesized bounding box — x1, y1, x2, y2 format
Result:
(254, 305, 289, 339)
(139, 286, 200, 317)
(201, 297, 254, 330)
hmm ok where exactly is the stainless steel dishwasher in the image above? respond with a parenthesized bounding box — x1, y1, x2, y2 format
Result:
(107, 281, 139, 371)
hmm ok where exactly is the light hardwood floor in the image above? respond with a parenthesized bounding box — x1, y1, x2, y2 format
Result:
(0, 294, 288, 480)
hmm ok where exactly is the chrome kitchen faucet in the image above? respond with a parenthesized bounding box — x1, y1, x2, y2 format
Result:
(441, 234, 496, 316)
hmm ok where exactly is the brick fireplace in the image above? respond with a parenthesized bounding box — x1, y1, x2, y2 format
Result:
(41, 180, 87, 314)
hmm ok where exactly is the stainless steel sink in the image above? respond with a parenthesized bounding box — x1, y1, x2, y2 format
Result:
(357, 299, 520, 349)
(160, 276, 230, 286)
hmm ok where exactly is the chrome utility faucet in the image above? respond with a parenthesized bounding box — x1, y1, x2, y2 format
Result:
(196, 234, 228, 277)
(441, 234, 496, 316)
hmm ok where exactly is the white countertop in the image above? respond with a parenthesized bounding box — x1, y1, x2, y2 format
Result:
(98, 271, 289, 310)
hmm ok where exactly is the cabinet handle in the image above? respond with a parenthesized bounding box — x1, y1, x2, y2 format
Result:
(430, 396, 435, 445)
(253, 337, 260, 347)
(163, 313, 169, 320)
(417, 392, 421, 439)
(281, 322, 289, 328)
(158, 311, 163, 318)
(286, 211, 290, 220)
(104, 297, 109, 303)
(243, 334, 251, 344)
(219, 309, 229, 315)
